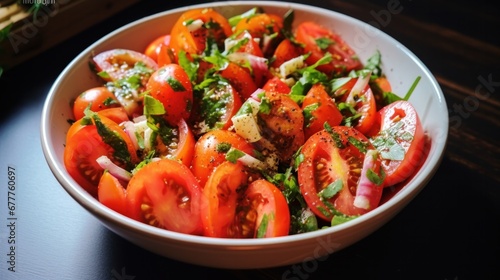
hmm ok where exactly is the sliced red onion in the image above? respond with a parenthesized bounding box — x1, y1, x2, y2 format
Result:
(250, 88, 265, 101)
(96, 155, 132, 182)
(353, 149, 379, 210)
(227, 52, 269, 77)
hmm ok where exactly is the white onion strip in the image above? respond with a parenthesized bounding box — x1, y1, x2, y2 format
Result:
(96, 155, 132, 182)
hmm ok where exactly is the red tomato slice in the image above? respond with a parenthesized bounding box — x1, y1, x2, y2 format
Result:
(188, 81, 242, 137)
(298, 126, 384, 221)
(219, 62, 258, 101)
(152, 118, 196, 167)
(233, 13, 283, 57)
(98, 107, 129, 125)
(201, 161, 288, 238)
(144, 35, 170, 62)
(90, 49, 158, 82)
(126, 159, 203, 235)
(97, 171, 127, 215)
(146, 64, 194, 126)
(262, 76, 290, 94)
(72, 87, 121, 121)
(270, 38, 303, 69)
(169, 8, 232, 57)
(334, 76, 378, 135)
(190, 129, 255, 188)
(257, 91, 305, 162)
(64, 114, 138, 197)
(301, 83, 343, 140)
(295, 21, 362, 76)
(371, 100, 426, 187)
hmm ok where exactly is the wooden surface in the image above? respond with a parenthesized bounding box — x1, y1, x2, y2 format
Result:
(0, 0, 498, 279)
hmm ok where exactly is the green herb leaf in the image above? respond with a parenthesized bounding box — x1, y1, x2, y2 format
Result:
(225, 148, 245, 163)
(319, 179, 343, 199)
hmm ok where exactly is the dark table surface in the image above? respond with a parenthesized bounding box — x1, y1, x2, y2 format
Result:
(1, 0, 499, 279)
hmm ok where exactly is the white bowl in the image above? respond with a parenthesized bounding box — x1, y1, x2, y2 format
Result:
(40, 1, 448, 269)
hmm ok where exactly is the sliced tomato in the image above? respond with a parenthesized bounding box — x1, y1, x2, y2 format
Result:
(169, 8, 232, 57)
(126, 158, 203, 235)
(270, 38, 303, 69)
(146, 64, 193, 126)
(370, 100, 425, 187)
(190, 129, 255, 188)
(233, 13, 283, 57)
(294, 21, 362, 76)
(301, 83, 343, 140)
(90, 49, 158, 117)
(72, 87, 121, 121)
(262, 76, 290, 94)
(257, 91, 305, 162)
(144, 35, 170, 63)
(219, 62, 258, 101)
(64, 113, 138, 197)
(90, 49, 158, 82)
(189, 80, 242, 136)
(298, 126, 384, 221)
(333, 76, 377, 135)
(152, 118, 196, 167)
(370, 76, 393, 111)
(97, 170, 127, 215)
(202, 161, 288, 238)
(98, 107, 130, 125)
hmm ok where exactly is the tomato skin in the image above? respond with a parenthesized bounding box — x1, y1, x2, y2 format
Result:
(190, 129, 255, 188)
(91, 49, 158, 82)
(189, 81, 242, 136)
(144, 35, 169, 62)
(301, 84, 343, 140)
(73, 87, 121, 121)
(294, 21, 362, 76)
(373, 100, 425, 187)
(270, 38, 302, 69)
(169, 8, 232, 57)
(146, 64, 193, 126)
(219, 62, 258, 101)
(244, 179, 290, 237)
(201, 162, 287, 238)
(126, 159, 203, 235)
(262, 76, 290, 94)
(334, 77, 378, 135)
(97, 171, 127, 215)
(257, 91, 305, 162)
(98, 107, 129, 124)
(64, 114, 138, 197)
(234, 13, 283, 57)
(298, 126, 383, 221)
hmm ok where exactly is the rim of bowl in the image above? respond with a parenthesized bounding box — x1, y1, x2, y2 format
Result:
(40, 0, 448, 248)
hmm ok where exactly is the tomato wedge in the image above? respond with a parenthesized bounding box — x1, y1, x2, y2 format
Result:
(370, 100, 425, 187)
(72, 87, 121, 121)
(333, 76, 378, 135)
(169, 8, 232, 57)
(257, 91, 305, 162)
(90, 49, 158, 117)
(64, 113, 138, 197)
(189, 80, 242, 136)
(97, 170, 127, 215)
(295, 21, 362, 76)
(126, 159, 203, 235)
(301, 83, 343, 140)
(146, 64, 194, 126)
(190, 129, 255, 188)
(298, 126, 385, 221)
(202, 161, 289, 238)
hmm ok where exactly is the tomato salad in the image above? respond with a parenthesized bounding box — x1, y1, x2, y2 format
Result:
(64, 7, 427, 238)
